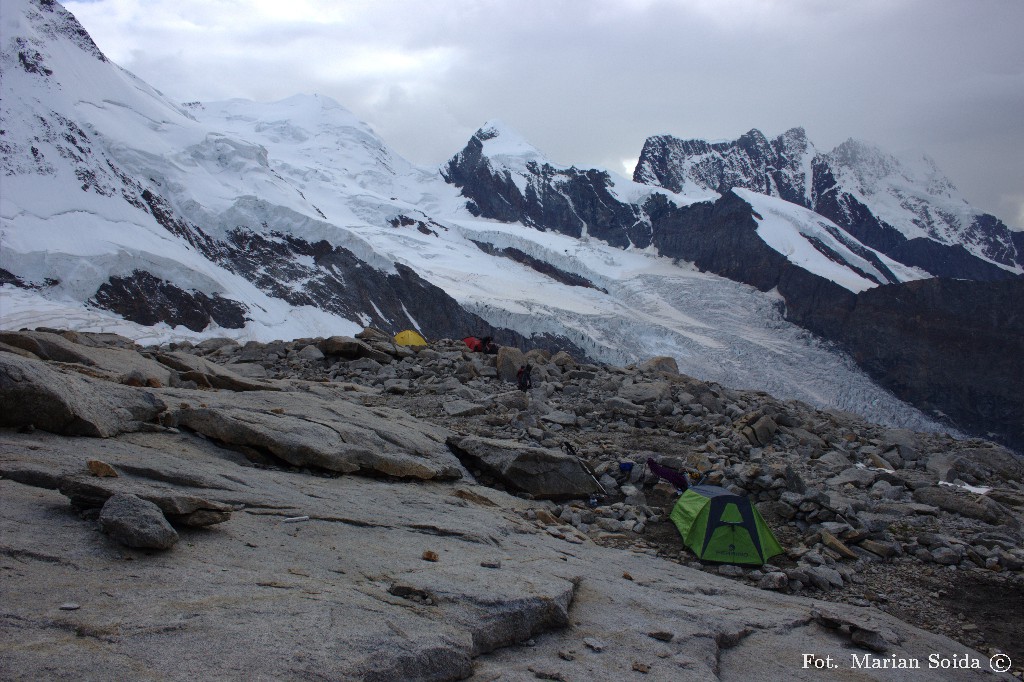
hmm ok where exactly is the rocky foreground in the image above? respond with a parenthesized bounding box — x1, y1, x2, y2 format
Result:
(1, 328, 1021, 680)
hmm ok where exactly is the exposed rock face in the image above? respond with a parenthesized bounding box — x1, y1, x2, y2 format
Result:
(442, 127, 648, 248)
(635, 128, 815, 207)
(0, 329, 174, 386)
(172, 392, 463, 480)
(810, 278, 1024, 452)
(0, 352, 166, 437)
(1, 328, 1022, 679)
(92, 270, 248, 332)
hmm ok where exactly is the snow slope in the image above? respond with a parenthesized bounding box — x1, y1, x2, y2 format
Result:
(737, 189, 930, 293)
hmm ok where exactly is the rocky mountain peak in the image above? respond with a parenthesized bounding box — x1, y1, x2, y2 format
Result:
(19, 0, 108, 64)
(469, 119, 548, 168)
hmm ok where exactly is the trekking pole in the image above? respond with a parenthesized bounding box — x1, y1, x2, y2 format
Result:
(564, 441, 607, 497)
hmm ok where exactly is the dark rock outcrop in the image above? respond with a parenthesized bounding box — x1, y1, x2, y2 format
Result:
(816, 278, 1024, 452)
(92, 270, 249, 332)
(443, 129, 648, 248)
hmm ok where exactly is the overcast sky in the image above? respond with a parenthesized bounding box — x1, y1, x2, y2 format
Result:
(64, 0, 1024, 228)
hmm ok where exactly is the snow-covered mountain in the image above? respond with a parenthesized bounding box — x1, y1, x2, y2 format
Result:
(634, 129, 1023, 280)
(443, 123, 928, 293)
(2, 0, 1022, 449)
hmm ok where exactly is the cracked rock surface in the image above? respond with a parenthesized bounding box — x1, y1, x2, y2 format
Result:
(0, 329, 1019, 680)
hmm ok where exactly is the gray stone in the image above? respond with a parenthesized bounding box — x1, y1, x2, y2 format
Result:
(551, 351, 576, 370)
(0, 330, 173, 387)
(59, 475, 233, 527)
(155, 351, 277, 391)
(174, 389, 462, 480)
(858, 539, 902, 558)
(384, 379, 413, 394)
(805, 566, 844, 590)
(296, 344, 325, 361)
(851, 627, 891, 653)
(911, 486, 1010, 525)
(320, 335, 364, 357)
(0, 353, 166, 437)
(447, 435, 600, 500)
(757, 572, 789, 590)
(826, 467, 878, 489)
(638, 356, 678, 374)
(496, 346, 528, 384)
(98, 493, 179, 549)
(490, 391, 530, 411)
(930, 546, 960, 565)
(618, 381, 670, 404)
(603, 397, 642, 417)
(817, 451, 851, 469)
(749, 415, 778, 447)
(756, 500, 797, 522)
(541, 410, 577, 426)
(443, 400, 486, 417)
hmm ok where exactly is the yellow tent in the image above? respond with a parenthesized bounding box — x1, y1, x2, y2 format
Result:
(393, 329, 428, 347)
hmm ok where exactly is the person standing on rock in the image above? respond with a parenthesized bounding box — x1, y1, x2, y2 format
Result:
(517, 364, 533, 391)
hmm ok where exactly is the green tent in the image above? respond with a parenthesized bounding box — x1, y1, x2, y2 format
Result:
(669, 485, 784, 565)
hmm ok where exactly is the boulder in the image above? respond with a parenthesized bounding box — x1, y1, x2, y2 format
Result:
(805, 565, 844, 590)
(911, 486, 1011, 526)
(604, 397, 643, 417)
(826, 467, 878, 489)
(858, 539, 902, 558)
(617, 381, 670, 404)
(551, 351, 577, 370)
(496, 346, 528, 384)
(758, 572, 789, 590)
(155, 351, 277, 391)
(747, 415, 778, 447)
(98, 493, 179, 549)
(638, 357, 679, 375)
(321, 335, 364, 357)
(296, 345, 325, 361)
(321, 336, 393, 364)
(446, 435, 600, 500)
(819, 530, 858, 560)
(354, 327, 391, 342)
(540, 410, 578, 427)
(444, 400, 486, 418)
(817, 451, 851, 469)
(489, 391, 530, 411)
(0, 353, 166, 437)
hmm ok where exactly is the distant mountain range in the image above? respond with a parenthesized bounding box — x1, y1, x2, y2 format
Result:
(2, 0, 1021, 451)
(635, 128, 1023, 280)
